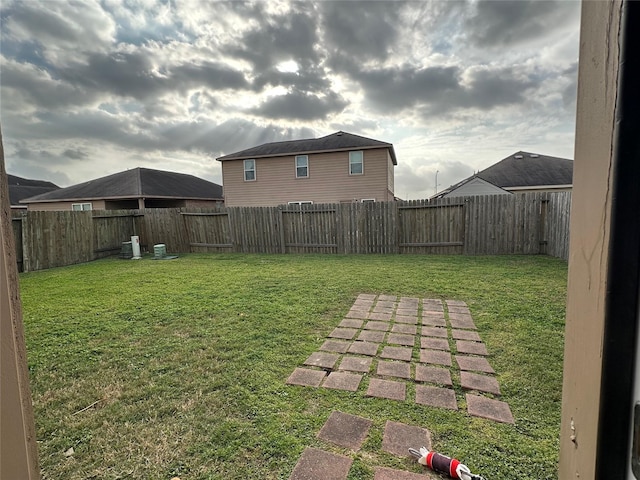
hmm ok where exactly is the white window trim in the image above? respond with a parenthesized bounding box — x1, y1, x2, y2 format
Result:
(349, 151, 364, 175)
(244, 159, 256, 182)
(287, 201, 313, 205)
(72, 202, 92, 211)
(361, 198, 376, 203)
(295, 155, 309, 178)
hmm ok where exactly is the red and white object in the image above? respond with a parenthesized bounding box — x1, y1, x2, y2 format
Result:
(409, 447, 485, 480)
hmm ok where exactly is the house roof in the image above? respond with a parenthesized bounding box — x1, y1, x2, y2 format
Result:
(434, 151, 573, 198)
(216, 131, 397, 165)
(8, 174, 60, 207)
(21, 167, 223, 204)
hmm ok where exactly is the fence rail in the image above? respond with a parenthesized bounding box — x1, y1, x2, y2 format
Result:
(12, 192, 572, 272)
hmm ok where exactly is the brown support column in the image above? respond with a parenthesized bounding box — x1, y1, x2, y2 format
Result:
(559, 1, 623, 478)
(0, 130, 40, 477)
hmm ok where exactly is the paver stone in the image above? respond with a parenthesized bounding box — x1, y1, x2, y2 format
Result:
(289, 447, 352, 480)
(395, 315, 419, 325)
(415, 365, 453, 386)
(420, 337, 450, 351)
(415, 385, 458, 410)
(452, 329, 482, 342)
(339, 318, 364, 329)
(365, 321, 390, 331)
(358, 330, 386, 342)
(455, 355, 495, 374)
(304, 352, 339, 369)
(392, 324, 417, 335)
(329, 328, 358, 340)
(339, 356, 373, 373)
(381, 346, 413, 362)
(369, 312, 392, 321)
(320, 340, 351, 354)
(348, 341, 380, 356)
(366, 378, 406, 401)
(419, 349, 452, 366)
(421, 326, 448, 338)
(466, 394, 514, 424)
(322, 372, 363, 391)
(318, 411, 373, 450)
(460, 372, 501, 395)
(456, 340, 488, 356)
(377, 360, 411, 379)
(387, 333, 416, 347)
(382, 421, 431, 456)
(286, 368, 327, 387)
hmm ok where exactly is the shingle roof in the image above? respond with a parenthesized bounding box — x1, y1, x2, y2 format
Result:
(22, 167, 223, 203)
(216, 131, 397, 165)
(435, 151, 573, 198)
(477, 151, 573, 187)
(8, 175, 60, 207)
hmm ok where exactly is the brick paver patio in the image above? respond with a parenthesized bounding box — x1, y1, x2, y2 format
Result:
(288, 294, 511, 425)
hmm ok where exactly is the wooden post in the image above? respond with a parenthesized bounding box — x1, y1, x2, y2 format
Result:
(0, 128, 40, 478)
(558, 1, 623, 478)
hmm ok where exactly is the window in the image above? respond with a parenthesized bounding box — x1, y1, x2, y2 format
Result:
(244, 159, 256, 181)
(72, 203, 92, 211)
(295, 155, 308, 178)
(288, 201, 313, 205)
(349, 151, 363, 175)
(361, 199, 376, 203)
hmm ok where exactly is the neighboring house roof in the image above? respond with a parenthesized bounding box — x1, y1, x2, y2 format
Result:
(21, 167, 223, 204)
(216, 131, 398, 165)
(434, 151, 573, 198)
(8, 174, 60, 207)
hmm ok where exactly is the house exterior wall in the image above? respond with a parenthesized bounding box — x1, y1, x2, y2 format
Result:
(221, 148, 394, 206)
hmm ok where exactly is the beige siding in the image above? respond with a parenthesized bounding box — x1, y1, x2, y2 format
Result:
(222, 148, 394, 206)
(27, 200, 106, 211)
(387, 152, 394, 195)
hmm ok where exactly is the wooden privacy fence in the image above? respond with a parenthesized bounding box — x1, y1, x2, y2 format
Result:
(12, 192, 572, 272)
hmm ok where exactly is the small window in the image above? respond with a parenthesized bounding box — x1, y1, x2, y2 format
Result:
(295, 155, 309, 178)
(361, 199, 375, 203)
(288, 201, 313, 205)
(244, 159, 256, 181)
(72, 203, 92, 211)
(349, 151, 363, 175)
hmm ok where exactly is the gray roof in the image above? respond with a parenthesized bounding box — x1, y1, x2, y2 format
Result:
(22, 167, 223, 203)
(435, 151, 573, 197)
(216, 131, 397, 165)
(8, 174, 60, 207)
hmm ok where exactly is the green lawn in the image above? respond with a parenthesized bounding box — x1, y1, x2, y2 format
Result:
(19, 254, 567, 480)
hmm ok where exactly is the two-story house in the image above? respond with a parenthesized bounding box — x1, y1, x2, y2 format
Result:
(216, 131, 397, 206)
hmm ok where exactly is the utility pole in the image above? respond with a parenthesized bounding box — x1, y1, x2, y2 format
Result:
(434, 170, 439, 195)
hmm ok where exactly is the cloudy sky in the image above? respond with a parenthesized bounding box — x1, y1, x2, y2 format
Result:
(1, 0, 581, 199)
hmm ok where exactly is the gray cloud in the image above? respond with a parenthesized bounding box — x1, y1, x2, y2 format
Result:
(2, 1, 115, 51)
(320, 1, 406, 61)
(335, 61, 538, 116)
(225, 8, 320, 72)
(58, 51, 249, 101)
(465, 0, 581, 47)
(63, 148, 89, 160)
(251, 91, 349, 121)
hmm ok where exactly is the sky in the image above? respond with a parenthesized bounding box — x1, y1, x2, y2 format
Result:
(0, 0, 581, 200)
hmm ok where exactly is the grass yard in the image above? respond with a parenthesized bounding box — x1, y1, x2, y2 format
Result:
(19, 254, 567, 480)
